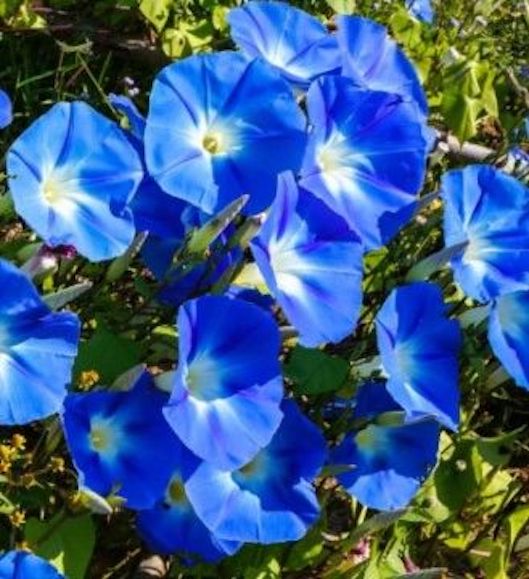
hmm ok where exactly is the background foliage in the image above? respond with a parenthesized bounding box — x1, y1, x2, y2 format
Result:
(1, 0, 529, 577)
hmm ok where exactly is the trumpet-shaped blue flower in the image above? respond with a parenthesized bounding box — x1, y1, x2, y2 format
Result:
(250, 172, 363, 347)
(406, 0, 434, 23)
(163, 296, 283, 470)
(335, 16, 428, 115)
(0, 258, 79, 425)
(7, 102, 143, 262)
(0, 551, 63, 578)
(228, 1, 340, 87)
(376, 282, 461, 430)
(442, 165, 529, 302)
(488, 291, 529, 390)
(145, 52, 307, 216)
(0, 89, 12, 129)
(185, 399, 326, 543)
(109, 93, 197, 239)
(137, 449, 241, 561)
(300, 76, 429, 249)
(63, 371, 185, 510)
(332, 381, 440, 511)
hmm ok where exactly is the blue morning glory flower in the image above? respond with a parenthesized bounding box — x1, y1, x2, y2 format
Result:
(0, 89, 13, 129)
(335, 16, 428, 115)
(0, 258, 79, 425)
(7, 102, 143, 262)
(376, 282, 461, 431)
(228, 1, 340, 88)
(163, 295, 284, 470)
(250, 171, 363, 347)
(109, 93, 146, 139)
(332, 381, 440, 511)
(145, 52, 307, 216)
(488, 291, 529, 390)
(137, 446, 241, 561)
(62, 371, 186, 510)
(0, 550, 63, 578)
(442, 165, 529, 303)
(299, 75, 429, 249)
(109, 93, 197, 239)
(185, 399, 326, 543)
(406, 0, 434, 24)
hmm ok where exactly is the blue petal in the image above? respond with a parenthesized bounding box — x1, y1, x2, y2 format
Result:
(332, 402, 439, 510)
(145, 52, 307, 215)
(163, 296, 284, 470)
(407, 0, 434, 23)
(228, 1, 341, 87)
(7, 102, 143, 262)
(0, 551, 63, 578)
(62, 371, 187, 510)
(488, 291, 529, 390)
(442, 165, 529, 302)
(0, 258, 80, 425)
(299, 76, 429, 249)
(108, 93, 146, 139)
(185, 399, 326, 543)
(335, 16, 428, 115)
(376, 282, 461, 430)
(137, 468, 241, 562)
(137, 503, 241, 562)
(251, 171, 363, 346)
(108, 93, 195, 239)
(0, 89, 13, 129)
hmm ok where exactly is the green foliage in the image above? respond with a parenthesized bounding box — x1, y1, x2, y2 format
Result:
(25, 513, 96, 579)
(0, 0, 528, 577)
(285, 346, 349, 396)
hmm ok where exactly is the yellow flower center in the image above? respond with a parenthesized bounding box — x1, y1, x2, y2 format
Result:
(202, 132, 224, 155)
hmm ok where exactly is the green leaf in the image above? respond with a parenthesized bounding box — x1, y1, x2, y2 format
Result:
(325, 0, 355, 14)
(348, 510, 407, 545)
(506, 506, 529, 555)
(285, 346, 349, 396)
(285, 523, 324, 572)
(406, 242, 468, 281)
(139, 0, 172, 32)
(74, 324, 142, 383)
(105, 232, 148, 282)
(43, 281, 93, 311)
(468, 538, 507, 579)
(26, 513, 96, 579)
(186, 195, 249, 255)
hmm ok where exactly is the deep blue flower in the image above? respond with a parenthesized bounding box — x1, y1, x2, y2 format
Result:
(0, 551, 63, 578)
(299, 75, 429, 249)
(137, 445, 241, 561)
(145, 52, 307, 216)
(228, 1, 340, 88)
(0, 89, 13, 129)
(335, 16, 428, 115)
(185, 399, 326, 543)
(163, 295, 284, 470)
(62, 371, 186, 510)
(109, 93, 146, 139)
(250, 171, 363, 346)
(442, 165, 529, 303)
(406, 0, 434, 23)
(376, 282, 461, 431)
(332, 381, 440, 511)
(224, 286, 275, 314)
(7, 102, 143, 262)
(109, 93, 197, 239)
(0, 258, 79, 425)
(488, 291, 529, 390)
(142, 228, 242, 308)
